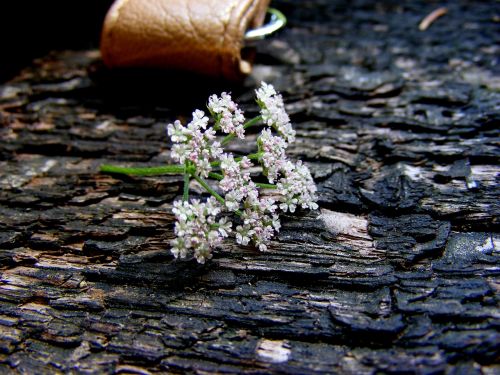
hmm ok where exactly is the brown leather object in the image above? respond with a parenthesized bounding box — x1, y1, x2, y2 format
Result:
(100, 0, 271, 81)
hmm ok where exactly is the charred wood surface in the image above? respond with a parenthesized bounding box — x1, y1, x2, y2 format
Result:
(0, 1, 499, 373)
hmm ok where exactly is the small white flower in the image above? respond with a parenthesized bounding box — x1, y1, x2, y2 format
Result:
(240, 156, 253, 169)
(272, 215, 281, 232)
(208, 92, 246, 139)
(194, 243, 212, 264)
(217, 217, 232, 237)
(171, 237, 189, 259)
(224, 191, 241, 211)
(211, 141, 223, 160)
(188, 109, 209, 131)
(235, 226, 252, 246)
(167, 120, 188, 143)
(255, 82, 277, 100)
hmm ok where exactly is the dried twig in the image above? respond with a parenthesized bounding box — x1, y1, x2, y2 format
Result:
(419, 7, 448, 31)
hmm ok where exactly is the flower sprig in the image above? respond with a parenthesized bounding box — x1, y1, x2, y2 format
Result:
(100, 82, 318, 263)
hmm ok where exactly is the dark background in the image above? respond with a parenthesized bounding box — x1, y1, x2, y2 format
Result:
(0, 0, 114, 82)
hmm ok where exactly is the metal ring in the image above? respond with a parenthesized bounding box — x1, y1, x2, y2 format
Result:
(244, 8, 287, 41)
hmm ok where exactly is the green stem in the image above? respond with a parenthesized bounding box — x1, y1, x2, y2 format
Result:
(208, 172, 224, 180)
(221, 115, 262, 146)
(256, 183, 277, 189)
(183, 172, 190, 201)
(192, 174, 226, 206)
(100, 164, 185, 176)
(209, 171, 274, 189)
(246, 152, 262, 161)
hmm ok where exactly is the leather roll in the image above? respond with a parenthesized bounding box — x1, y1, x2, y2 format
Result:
(100, 0, 271, 81)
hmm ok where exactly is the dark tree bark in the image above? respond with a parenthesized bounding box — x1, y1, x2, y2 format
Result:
(0, 1, 499, 373)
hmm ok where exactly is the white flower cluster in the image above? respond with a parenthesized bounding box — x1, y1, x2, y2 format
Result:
(171, 197, 231, 264)
(256, 82, 296, 142)
(237, 194, 280, 252)
(219, 154, 255, 211)
(167, 110, 222, 177)
(217, 153, 280, 251)
(256, 89, 318, 212)
(277, 161, 319, 213)
(208, 92, 245, 139)
(167, 83, 318, 263)
(258, 128, 288, 183)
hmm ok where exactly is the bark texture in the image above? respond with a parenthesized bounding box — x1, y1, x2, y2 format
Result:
(0, 0, 499, 373)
